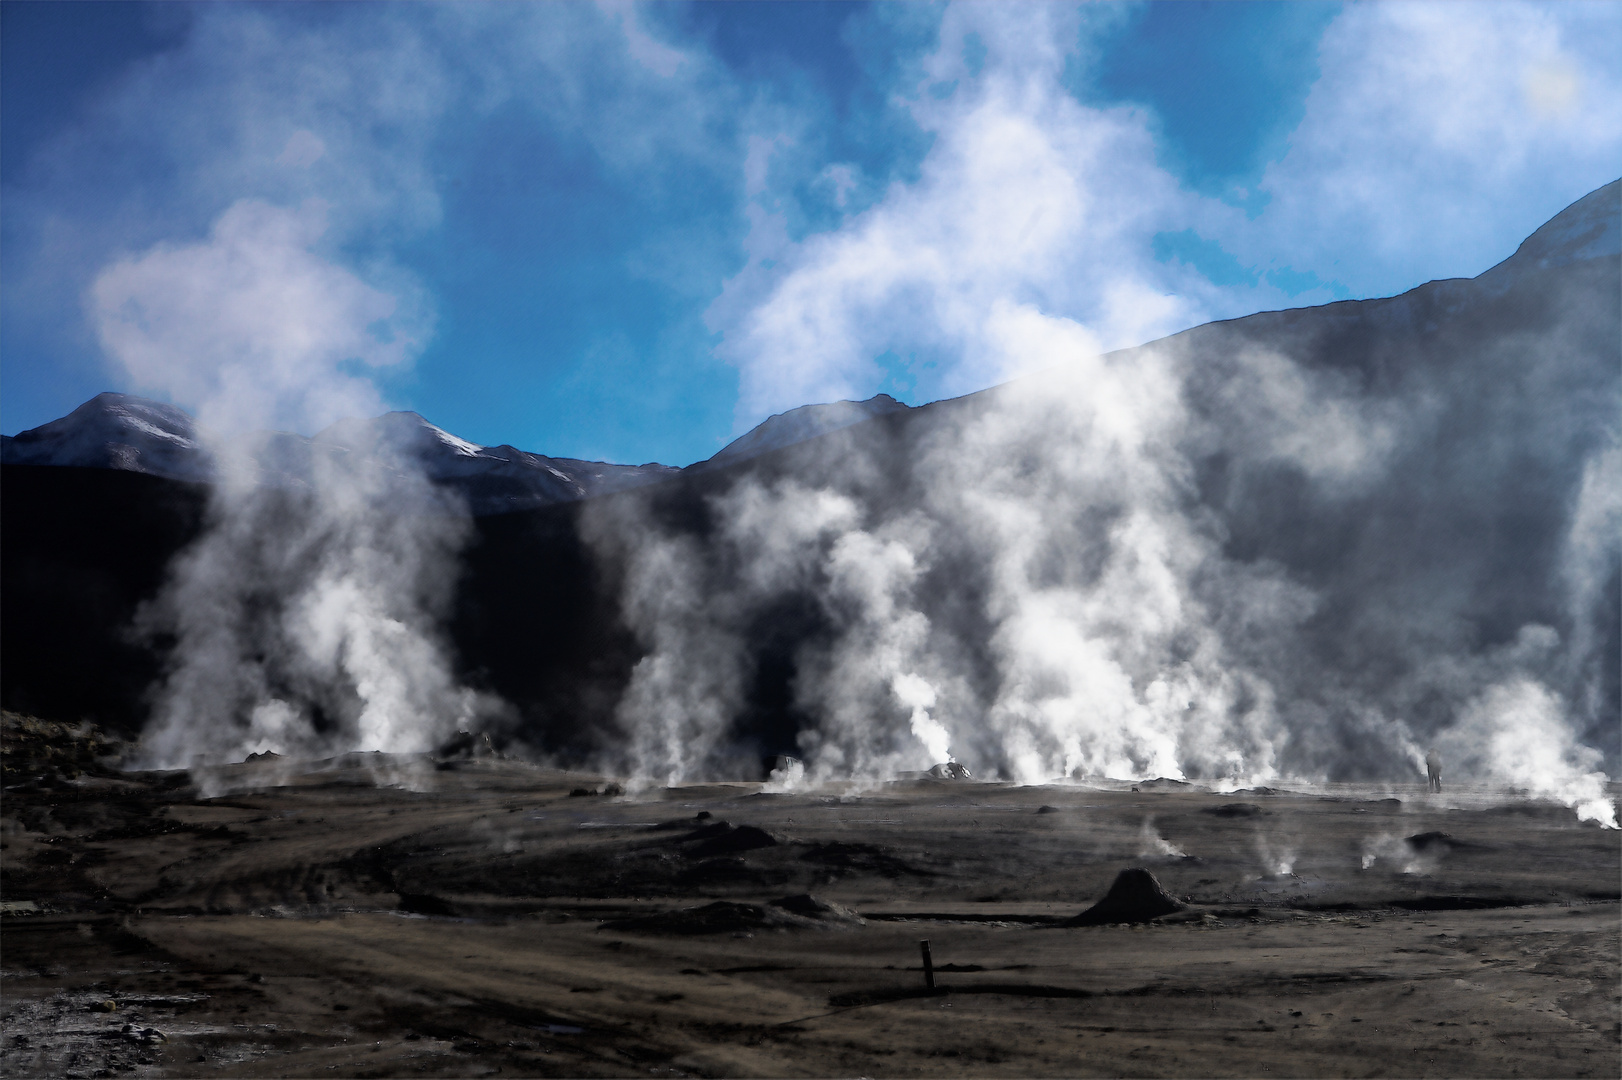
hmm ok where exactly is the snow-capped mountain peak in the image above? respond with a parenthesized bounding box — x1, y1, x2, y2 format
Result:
(0, 392, 212, 482)
(1, 390, 918, 514)
(1, 394, 684, 515)
(313, 411, 486, 460)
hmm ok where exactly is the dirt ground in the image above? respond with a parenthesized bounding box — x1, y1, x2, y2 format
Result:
(3, 722, 1618, 1078)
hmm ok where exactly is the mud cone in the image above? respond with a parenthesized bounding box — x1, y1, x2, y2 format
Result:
(1065, 868, 1185, 926)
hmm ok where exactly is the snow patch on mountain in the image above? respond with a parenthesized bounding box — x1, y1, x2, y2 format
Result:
(6, 181, 1615, 514)
(0, 393, 213, 482)
(1, 397, 680, 515)
(2, 392, 916, 513)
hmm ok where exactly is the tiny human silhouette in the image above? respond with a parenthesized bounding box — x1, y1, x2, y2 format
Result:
(1425, 749, 1442, 793)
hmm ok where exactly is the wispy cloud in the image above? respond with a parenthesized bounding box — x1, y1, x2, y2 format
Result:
(90, 198, 425, 437)
(712, 2, 1206, 426)
(712, 1, 1622, 428)
(1236, 0, 1622, 295)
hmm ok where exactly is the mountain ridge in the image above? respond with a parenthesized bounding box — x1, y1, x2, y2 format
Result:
(1, 390, 918, 516)
(5, 180, 1616, 517)
(3, 181, 1617, 782)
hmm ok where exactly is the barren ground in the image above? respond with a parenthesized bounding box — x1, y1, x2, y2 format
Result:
(3, 725, 1618, 1078)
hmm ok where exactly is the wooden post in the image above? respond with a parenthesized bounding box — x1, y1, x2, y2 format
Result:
(919, 940, 935, 989)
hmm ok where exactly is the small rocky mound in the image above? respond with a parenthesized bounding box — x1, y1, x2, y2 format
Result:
(649, 812, 715, 831)
(770, 893, 865, 925)
(1133, 777, 1191, 790)
(1406, 831, 1478, 852)
(929, 762, 972, 779)
(1065, 868, 1185, 926)
(569, 782, 625, 797)
(799, 840, 933, 879)
(436, 730, 498, 760)
(676, 822, 778, 858)
(1202, 802, 1262, 818)
(599, 901, 815, 935)
(1, 711, 124, 786)
(765, 754, 803, 780)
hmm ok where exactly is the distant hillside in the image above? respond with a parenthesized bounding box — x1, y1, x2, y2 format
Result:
(4, 182, 1617, 785)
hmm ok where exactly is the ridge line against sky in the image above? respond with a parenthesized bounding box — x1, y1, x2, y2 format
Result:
(3, 1, 1619, 466)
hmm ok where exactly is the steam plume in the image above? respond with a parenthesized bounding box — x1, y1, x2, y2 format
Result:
(586, 185, 1620, 827)
(92, 200, 492, 767)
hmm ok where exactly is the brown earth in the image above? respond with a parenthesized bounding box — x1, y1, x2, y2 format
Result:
(3, 713, 1618, 1078)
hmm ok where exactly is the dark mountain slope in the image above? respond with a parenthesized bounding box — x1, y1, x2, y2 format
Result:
(1, 466, 208, 732)
(3, 182, 1616, 777)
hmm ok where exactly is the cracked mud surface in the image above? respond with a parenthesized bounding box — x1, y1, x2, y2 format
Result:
(3, 738, 1618, 1077)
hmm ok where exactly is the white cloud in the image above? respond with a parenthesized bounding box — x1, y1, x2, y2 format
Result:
(277, 130, 327, 169)
(597, 0, 689, 78)
(7, 2, 737, 436)
(1443, 678, 1616, 827)
(89, 192, 485, 773)
(1239, 1, 1622, 295)
(713, 1, 1622, 430)
(642, 0, 1617, 812)
(89, 198, 427, 436)
(713, 2, 1208, 428)
(439, 2, 731, 180)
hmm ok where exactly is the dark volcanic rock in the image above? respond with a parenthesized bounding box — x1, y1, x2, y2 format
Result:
(398, 893, 456, 917)
(649, 813, 713, 831)
(672, 856, 788, 890)
(769, 893, 864, 924)
(599, 900, 813, 935)
(1406, 830, 1455, 851)
(1065, 868, 1185, 926)
(685, 824, 776, 859)
(1405, 831, 1483, 853)
(799, 840, 934, 879)
(567, 783, 624, 797)
(1202, 802, 1263, 818)
(436, 730, 496, 760)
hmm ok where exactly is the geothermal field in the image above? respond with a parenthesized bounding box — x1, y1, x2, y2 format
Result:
(2, 716, 1618, 1078)
(3, 138, 1619, 1080)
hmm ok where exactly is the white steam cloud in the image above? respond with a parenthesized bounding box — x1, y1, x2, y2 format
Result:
(1138, 817, 1187, 860)
(91, 199, 491, 768)
(587, 343, 1310, 791)
(91, 200, 420, 438)
(1443, 679, 1615, 828)
(594, 295, 1617, 824)
(33, 0, 1613, 825)
(713, 2, 1191, 426)
(1239, 1, 1622, 295)
(585, 4, 1619, 827)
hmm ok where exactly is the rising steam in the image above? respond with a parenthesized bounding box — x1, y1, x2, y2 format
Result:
(585, 186, 1620, 827)
(49, 5, 1613, 826)
(92, 199, 493, 768)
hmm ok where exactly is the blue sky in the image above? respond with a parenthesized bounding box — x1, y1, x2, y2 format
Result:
(4, 1, 1619, 465)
